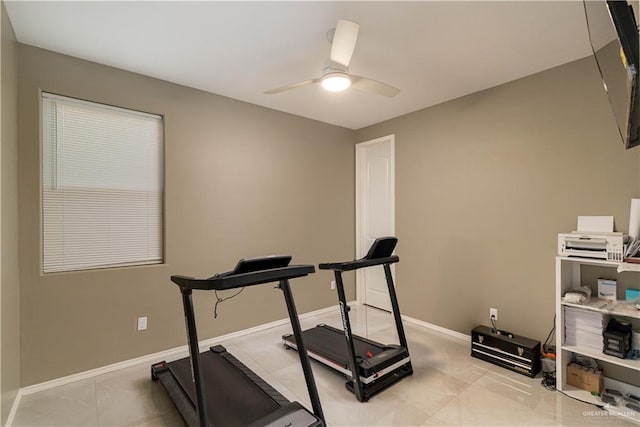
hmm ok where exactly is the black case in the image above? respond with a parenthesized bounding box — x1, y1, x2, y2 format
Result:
(471, 325, 541, 377)
(603, 318, 632, 359)
(603, 329, 631, 358)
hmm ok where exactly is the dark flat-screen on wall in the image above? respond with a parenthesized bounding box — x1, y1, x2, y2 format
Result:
(584, 0, 639, 149)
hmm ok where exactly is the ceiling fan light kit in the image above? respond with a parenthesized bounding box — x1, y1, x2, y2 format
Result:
(265, 19, 400, 98)
(321, 72, 351, 92)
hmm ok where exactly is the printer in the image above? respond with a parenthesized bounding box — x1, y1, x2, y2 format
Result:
(558, 232, 628, 261)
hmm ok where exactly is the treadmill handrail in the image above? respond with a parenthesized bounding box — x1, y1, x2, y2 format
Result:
(171, 265, 315, 290)
(318, 255, 399, 272)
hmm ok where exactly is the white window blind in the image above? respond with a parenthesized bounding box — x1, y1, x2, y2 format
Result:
(42, 93, 164, 273)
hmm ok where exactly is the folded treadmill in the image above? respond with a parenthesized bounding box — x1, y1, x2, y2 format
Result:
(283, 237, 412, 402)
(152, 256, 325, 426)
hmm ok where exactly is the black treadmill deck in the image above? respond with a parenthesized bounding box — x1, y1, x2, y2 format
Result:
(153, 346, 320, 427)
(283, 324, 412, 400)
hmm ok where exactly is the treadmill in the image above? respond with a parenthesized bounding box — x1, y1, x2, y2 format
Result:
(283, 237, 412, 402)
(151, 255, 325, 427)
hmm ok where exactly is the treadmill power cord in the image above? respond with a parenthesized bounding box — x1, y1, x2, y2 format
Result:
(213, 287, 245, 318)
(490, 315, 498, 333)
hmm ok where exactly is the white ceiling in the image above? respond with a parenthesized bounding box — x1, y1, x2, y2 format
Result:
(5, 1, 593, 130)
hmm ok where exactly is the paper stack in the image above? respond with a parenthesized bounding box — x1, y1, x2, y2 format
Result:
(565, 307, 607, 351)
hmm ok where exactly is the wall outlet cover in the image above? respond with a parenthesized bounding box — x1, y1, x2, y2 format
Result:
(137, 317, 148, 331)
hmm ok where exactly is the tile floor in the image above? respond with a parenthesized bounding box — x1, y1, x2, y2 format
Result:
(12, 305, 636, 426)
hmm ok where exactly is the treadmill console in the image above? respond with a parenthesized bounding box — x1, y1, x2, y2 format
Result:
(213, 255, 292, 278)
(363, 237, 397, 260)
(319, 237, 399, 272)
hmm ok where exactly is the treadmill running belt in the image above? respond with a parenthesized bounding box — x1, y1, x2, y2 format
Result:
(297, 325, 386, 367)
(169, 351, 281, 426)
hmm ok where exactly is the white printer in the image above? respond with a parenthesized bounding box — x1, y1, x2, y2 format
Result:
(558, 232, 628, 261)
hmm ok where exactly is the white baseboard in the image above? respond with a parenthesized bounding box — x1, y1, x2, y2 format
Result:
(401, 314, 470, 342)
(6, 388, 22, 427)
(19, 303, 344, 397)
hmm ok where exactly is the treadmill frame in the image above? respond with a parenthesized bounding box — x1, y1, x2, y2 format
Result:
(284, 237, 413, 402)
(328, 261, 411, 402)
(153, 263, 325, 426)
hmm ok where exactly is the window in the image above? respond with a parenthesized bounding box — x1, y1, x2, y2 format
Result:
(42, 93, 164, 273)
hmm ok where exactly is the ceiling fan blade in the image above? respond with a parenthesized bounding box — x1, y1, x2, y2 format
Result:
(351, 76, 401, 98)
(330, 20, 360, 68)
(264, 78, 320, 95)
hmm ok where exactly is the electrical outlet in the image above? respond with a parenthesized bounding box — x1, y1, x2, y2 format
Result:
(330, 280, 336, 290)
(137, 316, 148, 331)
(490, 308, 498, 322)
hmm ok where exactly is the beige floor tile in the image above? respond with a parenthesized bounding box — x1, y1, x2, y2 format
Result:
(424, 382, 556, 426)
(386, 366, 467, 415)
(472, 366, 546, 410)
(534, 387, 637, 426)
(223, 324, 303, 373)
(12, 378, 98, 427)
(95, 364, 175, 426)
(132, 409, 183, 427)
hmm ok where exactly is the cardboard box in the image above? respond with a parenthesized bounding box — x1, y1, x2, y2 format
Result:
(566, 363, 603, 393)
(598, 278, 617, 301)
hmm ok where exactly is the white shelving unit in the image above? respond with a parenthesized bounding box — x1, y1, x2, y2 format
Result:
(556, 256, 640, 425)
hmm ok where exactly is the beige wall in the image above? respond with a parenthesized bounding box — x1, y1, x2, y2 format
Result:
(355, 56, 640, 342)
(1, 1, 19, 423)
(18, 44, 355, 386)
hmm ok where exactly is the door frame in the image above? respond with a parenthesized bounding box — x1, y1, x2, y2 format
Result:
(355, 134, 395, 306)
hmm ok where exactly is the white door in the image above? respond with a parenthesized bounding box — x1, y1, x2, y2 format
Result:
(356, 135, 395, 311)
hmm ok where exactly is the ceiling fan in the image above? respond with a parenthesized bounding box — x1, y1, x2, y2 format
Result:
(264, 19, 401, 97)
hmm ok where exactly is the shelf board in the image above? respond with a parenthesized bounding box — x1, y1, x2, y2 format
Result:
(618, 262, 640, 273)
(562, 299, 640, 320)
(560, 384, 602, 405)
(557, 255, 640, 273)
(562, 345, 640, 369)
(557, 256, 621, 267)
